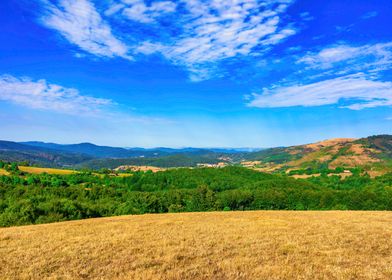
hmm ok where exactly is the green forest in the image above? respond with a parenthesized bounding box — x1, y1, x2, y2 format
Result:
(1, 162, 392, 227)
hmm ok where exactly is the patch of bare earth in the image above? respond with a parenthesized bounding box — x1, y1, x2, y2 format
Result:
(287, 148, 303, 155)
(252, 164, 283, 172)
(304, 138, 356, 151)
(366, 170, 386, 178)
(1, 211, 392, 280)
(291, 174, 321, 179)
(283, 139, 356, 168)
(115, 165, 166, 172)
(328, 171, 353, 179)
(329, 144, 381, 169)
(240, 161, 261, 167)
(0, 169, 9, 175)
(287, 151, 329, 168)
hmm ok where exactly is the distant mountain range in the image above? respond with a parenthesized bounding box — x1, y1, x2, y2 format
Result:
(0, 140, 261, 168)
(0, 141, 93, 167)
(20, 141, 261, 157)
(0, 135, 391, 173)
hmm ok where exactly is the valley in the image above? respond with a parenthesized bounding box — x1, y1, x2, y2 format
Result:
(0, 135, 391, 176)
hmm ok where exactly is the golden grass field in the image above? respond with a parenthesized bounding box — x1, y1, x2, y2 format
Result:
(16, 166, 133, 177)
(18, 166, 77, 175)
(1, 211, 392, 280)
(0, 168, 9, 175)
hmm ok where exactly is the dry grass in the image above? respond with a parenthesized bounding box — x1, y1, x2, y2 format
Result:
(18, 166, 77, 175)
(304, 138, 356, 150)
(1, 211, 392, 280)
(0, 168, 9, 175)
(117, 173, 134, 177)
(290, 172, 353, 179)
(291, 173, 321, 179)
(115, 165, 167, 172)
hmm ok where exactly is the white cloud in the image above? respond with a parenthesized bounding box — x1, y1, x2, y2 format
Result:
(0, 75, 174, 125)
(248, 74, 392, 110)
(132, 0, 297, 79)
(39, 0, 297, 80)
(298, 42, 392, 71)
(121, 0, 177, 23)
(41, 0, 130, 59)
(0, 75, 113, 115)
(105, 3, 125, 16)
(362, 11, 378, 19)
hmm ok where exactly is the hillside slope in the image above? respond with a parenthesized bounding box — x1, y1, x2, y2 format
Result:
(243, 135, 392, 175)
(21, 141, 165, 158)
(1, 211, 392, 279)
(21, 142, 250, 159)
(0, 141, 93, 167)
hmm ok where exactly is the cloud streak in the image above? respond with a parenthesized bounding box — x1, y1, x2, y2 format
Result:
(248, 42, 392, 110)
(298, 42, 392, 73)
(41, 0, 130, 59)
(0, 74, 175, 126)
(0, 74, 113, 115)
(248, 74, 392, 110)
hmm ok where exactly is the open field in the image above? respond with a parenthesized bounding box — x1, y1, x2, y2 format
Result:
(18, 166, 78, 175)
(0, 168, 9, 175)
(16, 166, 133, 177)
(115, 165, 167, 172)
(1, 211, 392, 279)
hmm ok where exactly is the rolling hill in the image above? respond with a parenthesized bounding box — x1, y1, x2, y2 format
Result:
(243, 135, 392, 175)
(0, 135, 391, 173)
(21, 141, 167, 158)
(0, 140, 93, 167)
(0, 141, 244, 167)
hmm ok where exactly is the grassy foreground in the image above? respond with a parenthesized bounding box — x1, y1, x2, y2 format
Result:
(1, 211, 392, 280)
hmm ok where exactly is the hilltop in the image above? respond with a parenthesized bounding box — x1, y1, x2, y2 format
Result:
(242, 135, 392, 176)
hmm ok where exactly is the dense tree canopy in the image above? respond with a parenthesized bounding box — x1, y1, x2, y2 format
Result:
(0, 164, 391, 227)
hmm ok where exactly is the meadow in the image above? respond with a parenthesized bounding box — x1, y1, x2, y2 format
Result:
(1, 211, 392, 279)
(0, 169, 9, 176)
(1, 162, 392, 279)
(18, 166, 77, 175)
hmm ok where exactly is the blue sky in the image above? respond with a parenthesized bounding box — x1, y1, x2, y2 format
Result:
(0, 0, 391, 147)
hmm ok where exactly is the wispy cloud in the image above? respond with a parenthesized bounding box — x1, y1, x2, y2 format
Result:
(134, 0, 297, 80)
(361, 11, 378, 19)
(298, 42, 392, 72)
(247, 41, 392, 110)
(41, 0, 130, 59)
(248, 74, 392, 110)
(38, 0, 298, 81)
(0, 74, 175, 126)
(121, 0, 177, 23)
(0, 74, 113, 115)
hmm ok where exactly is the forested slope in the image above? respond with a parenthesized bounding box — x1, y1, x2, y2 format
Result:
(1, 165, 392, 227)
